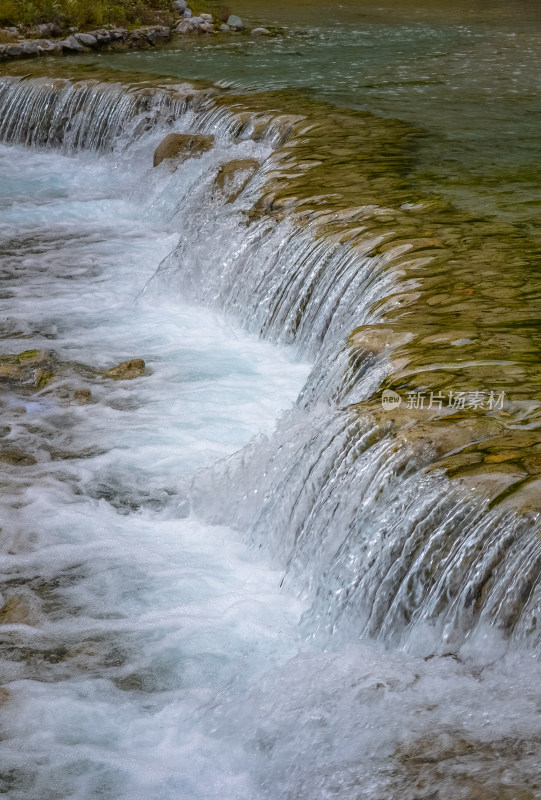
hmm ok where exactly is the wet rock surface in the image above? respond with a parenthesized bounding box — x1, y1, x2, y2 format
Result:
(214, 157, 260, 202)
(103, 358, 146, 380)
(153, 132, 214, 167)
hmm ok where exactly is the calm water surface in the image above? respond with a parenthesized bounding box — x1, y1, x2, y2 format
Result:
(71, 0, 541, 226)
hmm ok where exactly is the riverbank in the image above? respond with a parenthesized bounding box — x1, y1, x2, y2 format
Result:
(0, 2, 273, 62)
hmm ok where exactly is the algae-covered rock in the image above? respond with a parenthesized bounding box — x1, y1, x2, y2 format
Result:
(104, 358, 145, 380)
(153, 132, 214, 168)
(35, 368, 54, 389)
(215, 158, 260, 202)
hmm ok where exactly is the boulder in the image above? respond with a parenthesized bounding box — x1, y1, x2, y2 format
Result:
(36, 39, 63, 54)
(226, 14, 243, 29)
(150, 26, 171, 40)
(75, 32, 98, 47)
(5, 45, 22, 57)
(60, 35, 85, 52)
(19, 41, 39, 55)
(200, 23, 215, 33)
(91, 29, 111, 43)
(104, 358, 145, 381)
(176, 19, 201, 34)
(173, 0, 187, 10)
(183, 7, 193, 17)
(200, 13, 213, 21)
(215, 158, 260, 202)
(220, 24, 230, 31)
(153, 132, 214, 167)
(251, 27, 271, 36)
(109, 27, 128, 41)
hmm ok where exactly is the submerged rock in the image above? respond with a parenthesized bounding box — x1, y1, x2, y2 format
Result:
(73, 388, 92, 404)
(104, 358, 145, 380)
(0, 449, 37, 466)
(251, 27, 271, 36)
(0, 595, 37, 625)
(153, 132, 214, 168)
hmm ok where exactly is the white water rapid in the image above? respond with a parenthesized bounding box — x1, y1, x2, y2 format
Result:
(0, 76, 540, 800)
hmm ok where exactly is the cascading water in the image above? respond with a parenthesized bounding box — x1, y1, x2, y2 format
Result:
(0, 73, 540, 799)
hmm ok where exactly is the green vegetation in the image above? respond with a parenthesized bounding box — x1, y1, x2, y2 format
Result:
(0, 0, 229, 30)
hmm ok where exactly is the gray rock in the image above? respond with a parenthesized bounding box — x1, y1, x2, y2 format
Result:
(172, 0, 187, 10)
(251, 27, 271, 36)
(91, 29, 112, 43)
(109, 28, 128, 41)
(60, 35, 85, 51)
(183, 8, 192, 17)
(5, 45, 22, 57)
(219, 24, 230, 31)
(36, 39, 62, 54)
(35, 23, 55, 37)
(200, 13, 213, 21)
(19, 40, 39, 55)
(175, 19, 201, 34)
(226, 14, 243, 29)
(75, 32, 98, 47)
(190, 16, 203, 24)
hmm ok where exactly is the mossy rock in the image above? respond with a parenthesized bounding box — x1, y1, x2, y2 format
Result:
(153, 132, 214, 168)
(214, 157, 260, 202)
(104, 358, 145, 381)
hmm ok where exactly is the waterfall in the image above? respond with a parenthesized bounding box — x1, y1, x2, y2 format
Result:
(1, 72, 539, 654)
(192, 408, 541, 650)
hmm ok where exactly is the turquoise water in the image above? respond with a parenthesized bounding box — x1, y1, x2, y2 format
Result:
(69, 0, 541, 227)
